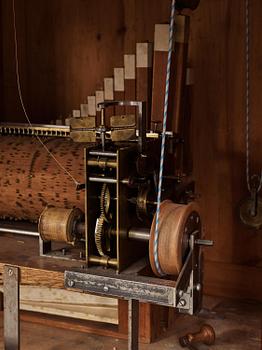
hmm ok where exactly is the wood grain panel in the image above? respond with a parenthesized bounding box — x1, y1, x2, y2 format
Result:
(1, 0, 170, 124)
(189, 0, 262, 299)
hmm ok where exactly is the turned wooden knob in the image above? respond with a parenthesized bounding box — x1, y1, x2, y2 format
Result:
(179, 324, 216, 347)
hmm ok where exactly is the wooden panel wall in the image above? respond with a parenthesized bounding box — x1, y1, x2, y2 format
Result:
(190, 0, 262, 300)
(0, 0, 262, 300)
(0, 0, 169, 122)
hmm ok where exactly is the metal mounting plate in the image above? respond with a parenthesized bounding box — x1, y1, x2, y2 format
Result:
(65, 269, 177, 307)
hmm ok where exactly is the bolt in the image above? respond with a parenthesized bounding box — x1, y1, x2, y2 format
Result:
(103, 286, 109, 292)
(195, 283, 201, 291)
(178, 290, 183, 297)
(178, 299, 186, 307)
(67, 280, 75, 287)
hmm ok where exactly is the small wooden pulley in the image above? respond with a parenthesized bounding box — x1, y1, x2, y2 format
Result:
(149, 200, 201, 276)
(39, 207, 84, 244)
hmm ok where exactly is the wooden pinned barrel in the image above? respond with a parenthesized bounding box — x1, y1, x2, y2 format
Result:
(0, 136, 86, 222)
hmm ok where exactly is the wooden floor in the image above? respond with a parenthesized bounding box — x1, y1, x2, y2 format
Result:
(0, 296, 260, 349)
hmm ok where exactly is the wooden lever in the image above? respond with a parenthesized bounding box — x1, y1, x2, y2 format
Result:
(179, 324, 216, 348)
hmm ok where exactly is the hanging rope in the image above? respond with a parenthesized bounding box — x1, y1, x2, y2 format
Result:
(153, 0, 176, 276)
(245, 0, 262, 193)
(12, 0, 80, 188)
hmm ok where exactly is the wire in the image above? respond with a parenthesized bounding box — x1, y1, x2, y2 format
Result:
(153, 0, 176, 276)
(12, 0, 80, 187)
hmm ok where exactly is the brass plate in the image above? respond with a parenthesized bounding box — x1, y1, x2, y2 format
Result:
(70, 117, 96, 129)
(70, 130, 96, 143)
(110, 114, 136, 128)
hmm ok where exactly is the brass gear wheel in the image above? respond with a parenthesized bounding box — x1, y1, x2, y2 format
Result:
(95, 215, 107, 256)
(100, 184, 111, 223)
(95, 184, 112, 256)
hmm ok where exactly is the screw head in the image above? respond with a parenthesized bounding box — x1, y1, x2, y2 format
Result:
(67, 280, 75, 287)
(8, 269, 13, 276)
(178, 299, 186, 307)
(103, 286, 109, 292)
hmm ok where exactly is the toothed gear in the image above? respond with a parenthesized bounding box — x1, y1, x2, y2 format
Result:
(100, 184, 111, 223)
(95, 215, 107, 256)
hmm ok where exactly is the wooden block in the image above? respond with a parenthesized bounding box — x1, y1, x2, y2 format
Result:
(95, 90, 104, 125)
(118, 300, 174, 343)
(104, 77, 114, 101)
(80, 103, 89, 117)
(65, 117, 71, 126)
(114, 68, 125, 115)
(136, 43, 153, 69)
(0, 285, 118, 325)
(87, 96, 96, 117)
(55, 119, 63, 126)
(104, 78, 114, 126)
(124, 54, 136, 80)
(136, 43, 153, 129)
(72, 110, 81, 118)
(124, 54, 136, 114)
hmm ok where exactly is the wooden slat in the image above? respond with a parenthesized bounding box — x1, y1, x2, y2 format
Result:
(0, 285, 118, 324)
(95, 90, 104, 125)
(114, 68, 125, 115)
(151, 17, 190, 132)
(80, 103, 89, 117)
(136, 43, 153, 129)
(87, 96, 96, 117)
(104, 77, 114, 126)
(124, 54, 136, 115)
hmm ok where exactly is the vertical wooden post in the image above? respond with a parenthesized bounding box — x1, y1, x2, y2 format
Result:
(114, 67, 125, 115)
(104, 77, 114, 126)
(151, 17, 190, 133)
(124, 54, 136, 115)
(136, 43, 153, 130)
(95, 90, 104, 125)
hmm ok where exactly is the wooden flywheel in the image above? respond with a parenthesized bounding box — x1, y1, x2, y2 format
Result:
(149, 200, 201, 277)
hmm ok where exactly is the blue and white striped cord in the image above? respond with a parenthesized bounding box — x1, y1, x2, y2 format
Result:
(153, 0, 176, 276)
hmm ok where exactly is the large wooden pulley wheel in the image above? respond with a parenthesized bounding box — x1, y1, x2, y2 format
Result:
(149, 200, 201, 277)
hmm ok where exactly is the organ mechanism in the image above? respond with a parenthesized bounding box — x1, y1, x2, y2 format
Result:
(0, 100, 212, 315)
(0, 0, 212, 318)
